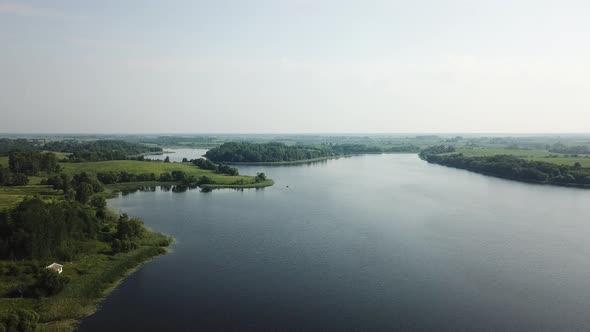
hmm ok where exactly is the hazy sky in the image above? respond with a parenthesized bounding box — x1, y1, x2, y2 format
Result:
(1, 0, 590, 133)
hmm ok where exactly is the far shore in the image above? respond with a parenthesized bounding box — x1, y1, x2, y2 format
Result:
(215, 152, 417, 166)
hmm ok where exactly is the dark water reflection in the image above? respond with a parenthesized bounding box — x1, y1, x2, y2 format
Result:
(80, 154, 590, 331)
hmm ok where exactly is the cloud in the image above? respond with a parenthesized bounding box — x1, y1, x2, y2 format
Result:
(0, 1, 80, 20)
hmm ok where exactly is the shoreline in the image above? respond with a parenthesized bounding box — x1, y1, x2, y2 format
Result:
(71, 233, 173, 331)
(102, 179, 274, 197)
(33, 228, 173, 331)
(52, 247, 169, 331)
(211, 152, 418, 166)
(212, 154, 355, 166)
(422, 158, 590, 190)
(201, 179, 274, 189)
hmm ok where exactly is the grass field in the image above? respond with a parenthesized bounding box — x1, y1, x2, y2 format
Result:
(59, 160, 263, 186)
(455, 148, 590, 167)
(0, 156, 7, 167)
(0, 185, 62, 210)
(44, 151, 71, 160)
(0, 160, 273, 210)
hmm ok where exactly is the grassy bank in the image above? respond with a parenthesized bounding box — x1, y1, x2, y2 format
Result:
(0, 159, 274, 210)
(201, 179, 274, 189)
(0, 230, 171, 331)
(0, 185, 62, 210)
(59, 160, 273, 189)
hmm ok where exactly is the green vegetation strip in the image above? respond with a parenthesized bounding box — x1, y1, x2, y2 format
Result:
(421, 146, 590, 188)
(456, 148, 590, 167)
(59, 160, 271, 188)
(0, 230, 171, 331)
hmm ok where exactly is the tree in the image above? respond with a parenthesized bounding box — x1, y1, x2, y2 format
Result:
(32, 268, 69, 297)
(90, 196, 107, 219)
(113, 214, 146, 253)
(159, 172, 173, 181)
(10, 173, 29, 186)
(75, 183, 94, 204)
(72, 172, 103, 193)
(0, 309, 39, 331)
(171, 170, 187, 181)
(197, 176, 215, 185)
(255, 172, 266, 183)
(0, 166, 29, 186)
(0, 166, 11, 184)
(164, 156, 170, 163)
(574, 162, 582, 170)
(182, 157, 188, 163)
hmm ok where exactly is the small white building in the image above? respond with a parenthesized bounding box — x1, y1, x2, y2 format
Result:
(46, 263, 63, 274)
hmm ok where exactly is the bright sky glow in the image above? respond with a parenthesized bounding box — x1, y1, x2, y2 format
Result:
(1, 0, 590, 133)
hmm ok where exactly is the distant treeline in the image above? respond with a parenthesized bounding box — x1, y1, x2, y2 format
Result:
(205, 142, 420, 163)
(420, 145, 590, 187)
(549, 143, 590, 155)
(43, 140, 162, 162)
(0, 151, 61, 186)
(329, 143, 419, 154)
(0, 139, 40, 156)
(9, 151, 60, 175)
(137, 135, 219, 148)
(0, 139, 162, 161)
(205, 142, 332, 163)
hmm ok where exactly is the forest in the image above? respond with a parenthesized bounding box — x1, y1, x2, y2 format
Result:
(205, 142, 333, 163)
(0, 139, 40, 156)
(0, 152, 61, 186)
(420, 145, 590, 187)
(0, 191, 170, 330)
(0, 139, 162, 162)
(43, 140, 162, 162)
(205, 142, 419, 163)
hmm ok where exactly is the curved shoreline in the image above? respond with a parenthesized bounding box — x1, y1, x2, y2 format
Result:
(35, 228, 172, 331)
(422, 158, 590, 190)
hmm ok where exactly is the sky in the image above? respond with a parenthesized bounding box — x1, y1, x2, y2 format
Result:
(1, 0, 590, 134)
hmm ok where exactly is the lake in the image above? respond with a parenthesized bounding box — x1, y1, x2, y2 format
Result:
(79, 154, 590, 331)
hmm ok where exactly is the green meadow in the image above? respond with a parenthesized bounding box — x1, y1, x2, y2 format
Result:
(59, 160, 264, 186)
(455, 148, 590, 167)
(0, 160, 272, 211)
(0, 185, 62, 210)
